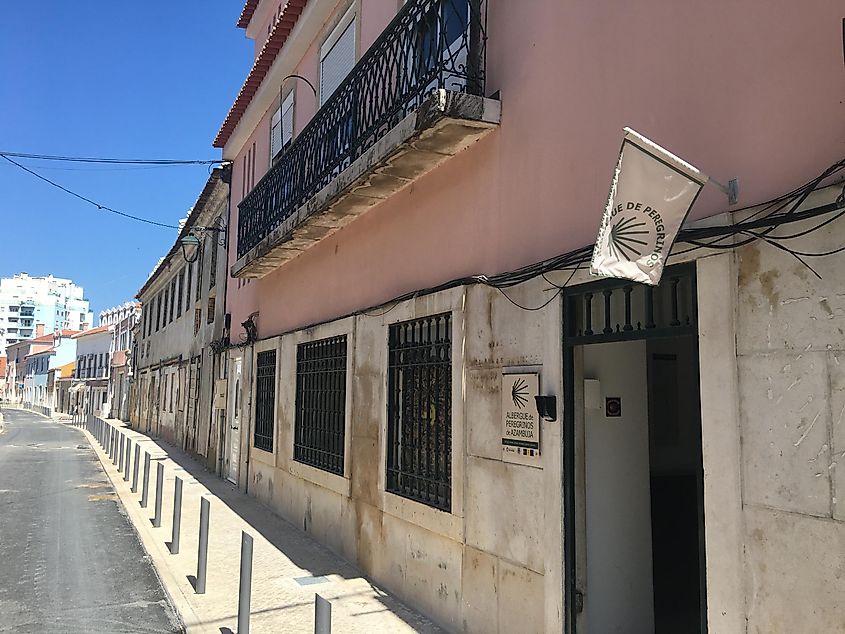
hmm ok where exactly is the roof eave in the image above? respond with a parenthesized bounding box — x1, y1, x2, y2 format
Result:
(237, 0, 260, 29)
(214, 0, 309, 149)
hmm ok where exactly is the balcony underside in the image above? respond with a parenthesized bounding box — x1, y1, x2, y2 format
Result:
(231, 90, 500, 279)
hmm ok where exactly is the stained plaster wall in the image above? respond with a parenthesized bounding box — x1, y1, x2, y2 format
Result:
(732, 199, 845, 633)
(132, 179, 230, 464)
(241, 279, 563, 633)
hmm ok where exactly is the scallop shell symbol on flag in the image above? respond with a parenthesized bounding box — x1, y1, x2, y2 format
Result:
(591, 128, 708, 286)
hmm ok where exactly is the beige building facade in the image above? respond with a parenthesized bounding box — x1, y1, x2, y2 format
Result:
(130, 168, 231, 470)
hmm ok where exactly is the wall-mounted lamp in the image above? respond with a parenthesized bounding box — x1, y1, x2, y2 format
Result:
(179, 217, 227, 264)
(535, 395, 557, 422)
(179, 234, 202, 263)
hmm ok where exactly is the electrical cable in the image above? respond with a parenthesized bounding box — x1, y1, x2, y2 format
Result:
(340, 159, 845, 320)
(0, 151, 227, 165)
(496, 260, 583, 311)
(0, 153, 180, 229)
(0, 162, 187, 172)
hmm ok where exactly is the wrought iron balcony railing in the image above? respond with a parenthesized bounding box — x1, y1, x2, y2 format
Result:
(237, 0, 487, 259)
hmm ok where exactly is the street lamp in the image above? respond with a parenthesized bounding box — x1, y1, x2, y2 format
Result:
(179, 217, 226, 264)
(179, 234, 202, 263)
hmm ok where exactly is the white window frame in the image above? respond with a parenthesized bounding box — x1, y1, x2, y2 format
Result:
(319, 5, 357, 107)
(270, 91, 295, 161)
(281, 91, 294, 149)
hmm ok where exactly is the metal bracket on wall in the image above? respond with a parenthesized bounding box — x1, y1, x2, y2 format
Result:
(709, 177, 740, 205)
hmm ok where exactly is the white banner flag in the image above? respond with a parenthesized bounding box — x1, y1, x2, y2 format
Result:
(590, 128, 708, 285)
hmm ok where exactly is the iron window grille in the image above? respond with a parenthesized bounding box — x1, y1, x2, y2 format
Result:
(387, 313, 452, 511)
(294, 335, 347, 475)
(237, 0, 487, 259)
(254, 349, 277, 453)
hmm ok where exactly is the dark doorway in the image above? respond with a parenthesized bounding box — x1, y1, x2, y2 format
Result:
(563, 264, 707, 634)
(647, 337, 706, 633)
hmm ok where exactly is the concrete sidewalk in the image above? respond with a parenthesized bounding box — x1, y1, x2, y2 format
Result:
(81, 418, 444, 634)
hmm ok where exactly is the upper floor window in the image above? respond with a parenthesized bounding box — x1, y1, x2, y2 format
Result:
(185, 262, 193, 310)
(270, 91, 295, 161)
(170, 278, 177, 322)
(195, 253, 203, 303)
(177, 270, 185, 318)
(162, 289, 170, 327)
(319, 7, 356, 107)
(209, 234, 218, 290)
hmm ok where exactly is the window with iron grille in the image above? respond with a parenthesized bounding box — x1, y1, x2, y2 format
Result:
(294, 335, 347, 475)
(387, 313, 452, 511)
(254, 350, 276, 453)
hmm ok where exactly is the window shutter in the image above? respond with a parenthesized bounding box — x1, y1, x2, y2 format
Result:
(270, 107, 283, 159)
(281, 92, 294, 148)
(320, 16, 355, 106)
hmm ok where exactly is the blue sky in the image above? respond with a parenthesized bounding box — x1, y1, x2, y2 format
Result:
(0, 2, 253, 317)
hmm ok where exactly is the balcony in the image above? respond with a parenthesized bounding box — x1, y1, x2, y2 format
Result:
(233, 0, 499, 278)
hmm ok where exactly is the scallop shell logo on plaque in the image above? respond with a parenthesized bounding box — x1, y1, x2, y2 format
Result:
(502, 372, 541, 467)
(511, 377, 529, 409)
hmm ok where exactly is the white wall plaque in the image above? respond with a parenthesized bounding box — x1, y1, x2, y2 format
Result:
(502, 372, 541, 466)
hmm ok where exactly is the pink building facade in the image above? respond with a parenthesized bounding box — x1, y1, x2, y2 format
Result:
(213, 1, 845, 631)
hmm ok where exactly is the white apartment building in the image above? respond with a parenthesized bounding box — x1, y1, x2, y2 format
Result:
(100, 301, 141, 421)
(0, 273, 93, 352)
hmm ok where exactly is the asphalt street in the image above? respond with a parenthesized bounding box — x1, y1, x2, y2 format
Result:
(0, 408, 181, 633)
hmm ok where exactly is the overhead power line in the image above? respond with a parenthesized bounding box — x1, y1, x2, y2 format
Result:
(0, 150, 228, 165)
(0, 153, 180, 229)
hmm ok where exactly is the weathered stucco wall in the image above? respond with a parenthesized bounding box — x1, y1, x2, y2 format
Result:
(132, 179, 230, 467)
(733, 199, 845, 633)
(239, 279, 563, 632)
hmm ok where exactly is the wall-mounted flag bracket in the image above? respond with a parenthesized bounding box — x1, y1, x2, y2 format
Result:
(709, 177, 740, 205)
